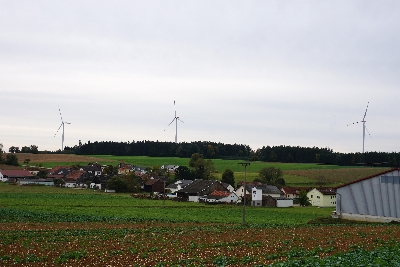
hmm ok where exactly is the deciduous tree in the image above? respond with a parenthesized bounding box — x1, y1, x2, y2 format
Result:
(175, 166, 193, 181)
(298, 190, 311, 206)
(221, 169, 235, 187)
(189, 153, 215, 180)
(258, 167, 283, 184)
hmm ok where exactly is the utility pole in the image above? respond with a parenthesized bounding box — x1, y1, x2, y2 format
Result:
(238, 162, 250, 226)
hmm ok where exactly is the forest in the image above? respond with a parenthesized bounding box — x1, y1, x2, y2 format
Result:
(62, 140, 400, 167)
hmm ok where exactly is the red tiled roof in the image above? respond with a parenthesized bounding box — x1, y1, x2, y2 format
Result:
(314, 187, 336, 195)
(237, 181, 262, 187)
(48, 174, 65, 179)
(65, 170, 85, 181)
(0, 170, 33, 177)
(210, 190, 231, 197)
(282, 186, 312, 194)
(49, 166, 73, 174)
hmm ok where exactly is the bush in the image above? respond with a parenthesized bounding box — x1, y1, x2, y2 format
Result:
(5, 154, 18, 166)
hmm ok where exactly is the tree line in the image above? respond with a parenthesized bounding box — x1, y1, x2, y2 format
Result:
(70, 140, 252, 159)
(4, 140, 400, 167)
(69, 141, 400, 167)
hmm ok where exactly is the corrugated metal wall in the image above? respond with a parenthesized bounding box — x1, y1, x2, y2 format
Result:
(337, 170, 400, 218)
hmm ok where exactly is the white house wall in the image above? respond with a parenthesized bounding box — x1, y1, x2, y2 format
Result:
(337, 170, 400, 219)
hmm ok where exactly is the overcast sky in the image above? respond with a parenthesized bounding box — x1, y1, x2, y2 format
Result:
(1, 1, 400, 154)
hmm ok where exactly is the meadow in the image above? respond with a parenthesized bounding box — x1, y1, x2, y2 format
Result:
(10, 153, 390, 187)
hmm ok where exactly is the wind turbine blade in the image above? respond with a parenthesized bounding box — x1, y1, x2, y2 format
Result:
(347, 121, 361, 126)
(177, 118, 184, 123)
(363, 102, 369, 120)
(164, 118, 176, 130)
(54, 123, 63, 137)
(59, 107, 64, 122)
(365, 126, 371, 137)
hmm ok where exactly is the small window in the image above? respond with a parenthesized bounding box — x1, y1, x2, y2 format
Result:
(317, 196, 320, 199)
(310, 195, 313, 198)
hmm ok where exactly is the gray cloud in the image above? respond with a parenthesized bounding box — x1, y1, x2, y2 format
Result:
(1, 1, 400, 153)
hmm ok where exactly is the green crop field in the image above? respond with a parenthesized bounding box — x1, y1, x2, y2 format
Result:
(1, 182, 400, 266)
(0, 183, 332, 225)
(0, 154, 397, 266)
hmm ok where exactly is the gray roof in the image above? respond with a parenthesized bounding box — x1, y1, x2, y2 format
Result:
(166, 184, 178, 189)
(177, 179, 220, 194)
(247, 184, 281, 195)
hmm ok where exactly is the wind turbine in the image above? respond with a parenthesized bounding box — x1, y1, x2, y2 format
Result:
(347, 102, 370, 154)
(164, 100, 183, 143)
(54, 107, 71, 151)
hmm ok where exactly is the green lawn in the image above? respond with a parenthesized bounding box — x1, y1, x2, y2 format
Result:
(21, 155, 390, 187)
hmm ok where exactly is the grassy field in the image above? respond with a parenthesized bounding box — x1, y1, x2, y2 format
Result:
(4, 153, 391, 187)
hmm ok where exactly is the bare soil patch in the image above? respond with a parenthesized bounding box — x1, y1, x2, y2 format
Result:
(3, 153, 113, 163)
(285, 167, 391, 185)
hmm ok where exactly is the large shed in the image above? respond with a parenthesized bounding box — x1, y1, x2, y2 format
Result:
(336, 168, 400, 223)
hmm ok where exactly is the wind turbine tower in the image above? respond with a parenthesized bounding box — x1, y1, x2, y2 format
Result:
(54, 107, 71, 151)
(347, 102, 370, 154)
(165, 101, 184, 143)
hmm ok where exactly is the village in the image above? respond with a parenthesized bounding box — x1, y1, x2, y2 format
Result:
(2, 162, 400, 224)
(0, 161, 339, 209)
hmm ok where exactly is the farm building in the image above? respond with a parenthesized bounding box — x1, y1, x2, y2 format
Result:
(144, 178, 165, 193)
(307, 187, 336, 207)
(0, 169, 33, 182)
(200, 190, 239, 204)
(165, 180, 193, 193)
(265, 196, 293, 208)
(18, 179, 54, 186)
(336, 168, 400, 223)
(176, 179, 228, 202)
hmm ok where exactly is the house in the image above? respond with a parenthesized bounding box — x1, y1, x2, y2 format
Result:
(281, 186, 312, 199)
(221, 182, 235, 192)
(307, 187, 336, 207)
(176, 179, 228, 202)
(18, 179, 54, 186)
(200, 190, 239, 204)
(161, 165, 179, 173)
(80, 163, 102, 176)
(64, 178, 77, 188)
(336, 168, 400, 223)
(47, 166, 74, 179)
(251, 187, 263, 206)
(64, 170, 87, 188)
(236, 183, 282, 198)
(25, 166, 42, 176)
(165, 180, 193, 193)
(0, 169, 33, 182)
